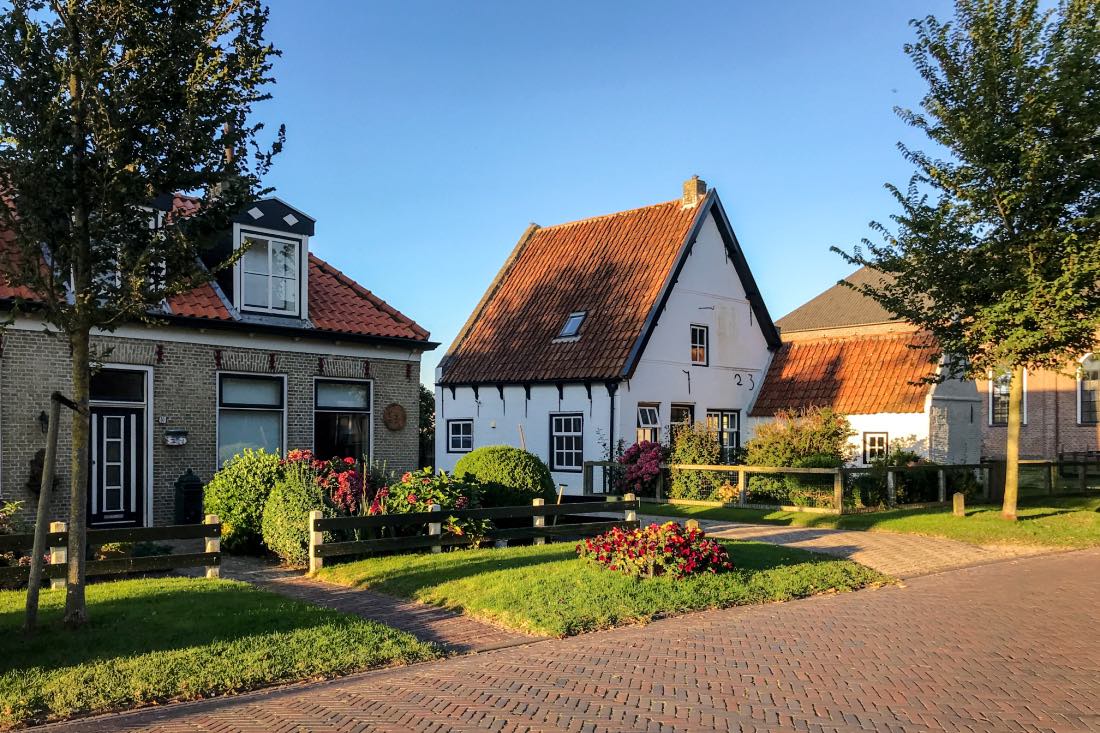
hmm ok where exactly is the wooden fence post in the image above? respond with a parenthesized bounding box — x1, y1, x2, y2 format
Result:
(953, 492, 966, 517)
(428, 504, 443, 553)
(583, 463, 593, 495)
(937, 469, 947, 503)
(204, 514, 220, 579)
(624, 493, 637, 524)
(308, 510, 324, 574)
(833, 469, 844, 514)
(886, 470, 897, 507)
(532, 498, 545, 545)
(1080, 463, 1089, 494)
(1047, 462, 1056, 495)
(48, 521, 66, 591)
(655, 469, 664, 502)
(981, 466, 991, 500)
(738, 469, 747, 506)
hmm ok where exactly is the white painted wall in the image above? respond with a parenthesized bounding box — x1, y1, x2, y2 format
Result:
(845, 412, 930, 464)
(435, 208, 775, 493)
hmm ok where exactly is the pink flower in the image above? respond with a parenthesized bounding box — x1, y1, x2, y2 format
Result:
(343, 457, 356, 465)
(407, 493, 418, 504)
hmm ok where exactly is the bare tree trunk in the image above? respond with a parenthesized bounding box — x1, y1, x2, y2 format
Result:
(1002, 364, 1024, 521)
(63, 328, 91, 626)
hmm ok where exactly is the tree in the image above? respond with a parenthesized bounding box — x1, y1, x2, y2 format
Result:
(836, 0, 1100, 519)
(0, 0, 282, 625)
(418, 384, 435, 468)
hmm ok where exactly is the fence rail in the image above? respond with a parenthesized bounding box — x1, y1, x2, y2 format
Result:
(584, 458, 1100, 514)
(0, 516, 222, 586)
(308, 496, 639, 572)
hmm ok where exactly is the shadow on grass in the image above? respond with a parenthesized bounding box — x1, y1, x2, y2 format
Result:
(0, 580, 349, 675)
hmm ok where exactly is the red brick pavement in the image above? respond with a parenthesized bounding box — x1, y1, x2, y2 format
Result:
(39, 548, 1100, 732)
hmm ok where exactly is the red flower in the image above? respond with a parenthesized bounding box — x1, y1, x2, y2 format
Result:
(343, 456, 356, 465)
(407, 493, 418, 504)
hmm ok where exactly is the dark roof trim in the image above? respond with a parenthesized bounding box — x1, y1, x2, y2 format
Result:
(158, 312, 438, 350)
(437, 377, 620, 389)
(619, 190, 781, 379)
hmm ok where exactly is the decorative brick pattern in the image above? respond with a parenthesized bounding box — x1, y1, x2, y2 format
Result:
(41, 548, 1100, 732)
(0, 329, 420, 526)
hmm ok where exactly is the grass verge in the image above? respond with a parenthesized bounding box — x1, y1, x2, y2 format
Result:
(317, 540, 886, 637)
(640, 495, 1100, 548)
(0, 576, 439, 729)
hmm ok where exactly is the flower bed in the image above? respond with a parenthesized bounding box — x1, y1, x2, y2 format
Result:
(577, 521, 732, 579)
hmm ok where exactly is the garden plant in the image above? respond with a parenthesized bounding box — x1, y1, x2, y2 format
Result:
(577, 521, 732, 579)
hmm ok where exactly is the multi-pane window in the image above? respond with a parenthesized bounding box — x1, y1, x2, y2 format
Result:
(706, 410, 741, 463)
(217, 374, 285, 466)
(1080, 356, 1099, 424)
(550, 414, 583, 471)
(558, 311, 586, 339)
(863, 432, 888, 464)
(447, 419, 473, 453)
(314, 380, 371, 461)
(989, 369, 1027, 425)
(241, 234, 300, 315)
(636, 405, 660, 443)
(690, 324, 709, 365)
(670, 404, 694, 438)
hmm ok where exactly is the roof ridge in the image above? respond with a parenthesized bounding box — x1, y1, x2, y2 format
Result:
(538, 198, 683, 231)
(309, 253, 430, 340)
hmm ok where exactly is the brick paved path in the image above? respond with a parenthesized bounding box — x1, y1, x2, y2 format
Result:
(180, 552, 536, 653)
(44, 548, 1100, 732)
(640, 514, 1051, 578)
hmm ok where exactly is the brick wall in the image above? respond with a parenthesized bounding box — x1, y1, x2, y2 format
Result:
(0, 328, 422, 526)
(980, 364, 1100, 459)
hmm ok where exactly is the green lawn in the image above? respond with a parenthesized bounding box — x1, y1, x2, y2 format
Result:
(640, 495, 1100, 548)
(317, 540, 885, 637)
(0, 577, 439, 729)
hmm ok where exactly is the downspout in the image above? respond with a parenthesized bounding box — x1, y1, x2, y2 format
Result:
(606, 381, 618, 494)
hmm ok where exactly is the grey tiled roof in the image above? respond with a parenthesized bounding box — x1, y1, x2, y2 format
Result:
(776, 267, 900, 333)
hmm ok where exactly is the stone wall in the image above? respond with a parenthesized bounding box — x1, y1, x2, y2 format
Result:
(0, 328, 422, 526)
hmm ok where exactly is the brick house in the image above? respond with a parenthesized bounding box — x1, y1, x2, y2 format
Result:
(435, 177, 781, 493)
(0, 196, 435, 528)
(748, 267, 983, 465)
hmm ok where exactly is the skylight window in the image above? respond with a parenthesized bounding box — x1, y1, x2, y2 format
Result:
(558, 311, 586, 339)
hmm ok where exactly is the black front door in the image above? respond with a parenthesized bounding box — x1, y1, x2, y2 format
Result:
(88, 406, 144, 526)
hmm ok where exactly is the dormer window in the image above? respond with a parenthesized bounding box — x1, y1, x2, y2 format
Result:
(558, 311, 586, 339)
(240, 233, 302, 316)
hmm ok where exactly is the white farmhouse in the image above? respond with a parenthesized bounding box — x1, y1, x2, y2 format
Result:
(435, 177, 781, 493)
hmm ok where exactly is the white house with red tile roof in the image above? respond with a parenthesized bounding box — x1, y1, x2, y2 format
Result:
(436, 177, 781, 493)
(0, 196, 435, 527)
(751, 269, 982, 466)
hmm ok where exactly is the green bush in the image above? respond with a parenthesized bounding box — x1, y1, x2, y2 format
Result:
(261, 462, 336, 566)
(744, 407, 853, 468)
(203, 449, 282, 554)
(453, 446, 553, 507)
(668, 423, 722, 500)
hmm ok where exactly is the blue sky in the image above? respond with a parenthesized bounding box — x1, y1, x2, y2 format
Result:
(258, 1, 953, 384)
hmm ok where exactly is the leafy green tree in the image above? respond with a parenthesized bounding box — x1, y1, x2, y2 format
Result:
(418, 384, 434, 468)
(836, 0, 1100, 519)
(0, 0, 282, 625)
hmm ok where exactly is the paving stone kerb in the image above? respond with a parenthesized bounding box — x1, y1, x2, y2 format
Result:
(640, 513, 1051, 578)
(45, 548, 1100, 733)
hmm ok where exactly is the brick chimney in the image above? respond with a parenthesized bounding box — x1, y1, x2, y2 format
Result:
(682, 175, 707, 208)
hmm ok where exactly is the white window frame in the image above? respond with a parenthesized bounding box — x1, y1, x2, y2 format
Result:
(313, 377, 374, 462)
(215, 371, 288, 470)
(1078, 353, 1099, 425)
(690, 324, 709, 366)
(706, 409, 741, 463)
(636, 404, 660, 444)
(862, 432, 889, 464)
(549, 413, 584, 472)
(988, 368, 1027, 426)
(233, 223, 309, 318)
(447, 419, 474, 453)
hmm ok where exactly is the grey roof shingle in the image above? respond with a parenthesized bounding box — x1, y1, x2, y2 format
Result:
(776, 267, 900, 333)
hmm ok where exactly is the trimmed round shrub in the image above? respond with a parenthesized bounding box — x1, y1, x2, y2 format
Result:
(203, 449, 282, 553)
(453, 446, 554, 507)
(261, 462, 335, 566)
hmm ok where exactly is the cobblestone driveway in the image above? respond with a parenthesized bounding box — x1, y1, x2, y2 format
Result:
(42, 548, 1100, 732)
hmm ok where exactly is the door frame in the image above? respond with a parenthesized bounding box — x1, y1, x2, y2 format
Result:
(90, 363, 154, 527)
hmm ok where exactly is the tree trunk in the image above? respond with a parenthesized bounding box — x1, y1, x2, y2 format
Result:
(63, 328, 91, 627)
(1002, 365, 1024, 521)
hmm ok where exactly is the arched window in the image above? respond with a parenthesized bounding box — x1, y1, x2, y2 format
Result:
(1079, 355, 1099, 425)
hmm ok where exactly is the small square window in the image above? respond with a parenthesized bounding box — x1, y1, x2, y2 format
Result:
(863, 432, 888, 463)
(636, 404, 660, 444)
(690, 324, 708, 366)
(447, 420, 473, 453)
(558, 311, 587, 339)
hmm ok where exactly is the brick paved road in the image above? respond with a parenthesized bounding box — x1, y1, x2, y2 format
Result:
(640, 514, 1051, 578)
(44, 548, 1100, 732)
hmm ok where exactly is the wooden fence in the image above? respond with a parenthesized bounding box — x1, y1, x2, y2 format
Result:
(308, 496, 639, 573)
(0, 515, 222, 586)
(584, 458, 1100, 514)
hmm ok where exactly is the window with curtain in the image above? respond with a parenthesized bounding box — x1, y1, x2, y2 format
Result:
(314, 380, 372, 460)
(1080, 356, 1099, 424)
(241, 234, 301, 315)
(217, 374, 285, 465)
(636, 405, 660, 443)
